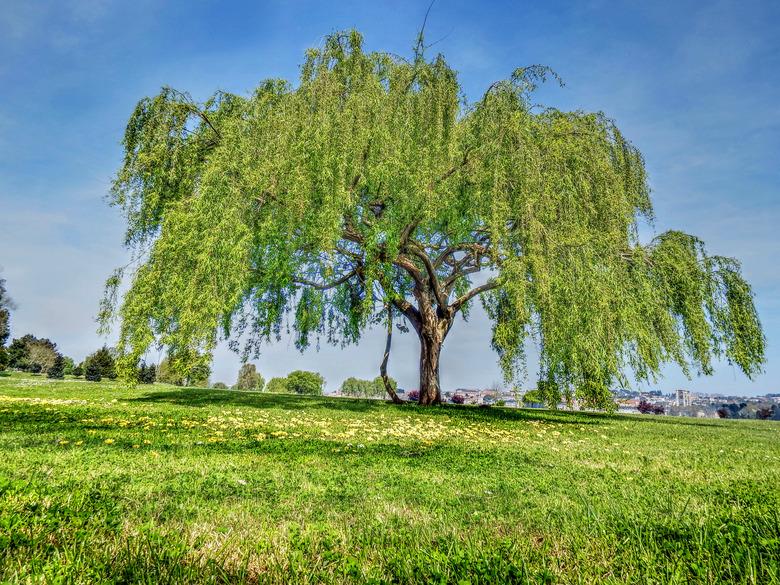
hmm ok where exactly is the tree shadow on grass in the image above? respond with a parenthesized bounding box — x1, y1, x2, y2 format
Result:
(125, 388, 743, 430)
(127, 388, 603, 426)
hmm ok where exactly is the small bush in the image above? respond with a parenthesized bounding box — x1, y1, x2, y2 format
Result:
(638, 400, 663, 414)
(451, 394, 465, 404)
(407, 390, 420, 402)
(212, 382, 228, 389)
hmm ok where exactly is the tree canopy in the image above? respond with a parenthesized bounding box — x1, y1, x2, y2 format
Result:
(104, 31, 764, 406)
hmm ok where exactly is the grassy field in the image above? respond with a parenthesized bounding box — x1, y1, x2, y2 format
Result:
(0, 371, 778, 584)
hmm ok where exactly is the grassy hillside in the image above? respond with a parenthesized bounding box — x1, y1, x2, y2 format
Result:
(0, 371, 778, 584)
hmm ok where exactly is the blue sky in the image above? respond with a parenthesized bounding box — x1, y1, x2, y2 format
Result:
(1, 0, 778, 395)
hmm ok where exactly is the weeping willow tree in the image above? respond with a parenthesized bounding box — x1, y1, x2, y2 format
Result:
(103, 31, 764, 406)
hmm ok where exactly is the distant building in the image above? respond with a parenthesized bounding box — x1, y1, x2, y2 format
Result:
(675, 389, 692, 407)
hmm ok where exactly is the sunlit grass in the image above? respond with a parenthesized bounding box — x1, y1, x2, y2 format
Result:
(1, 371, 778, 583)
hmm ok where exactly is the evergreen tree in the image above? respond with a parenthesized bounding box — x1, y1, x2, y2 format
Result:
(138, 361, 156, 384)
(73, 363, 84, 377)
(84, 346, 116, 380)
(6, 336, 30, 370)
(47, 354, 65, 379)
(85, 360, 102, 382)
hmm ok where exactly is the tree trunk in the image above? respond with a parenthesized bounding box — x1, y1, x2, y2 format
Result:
(418, 324, 445, 406)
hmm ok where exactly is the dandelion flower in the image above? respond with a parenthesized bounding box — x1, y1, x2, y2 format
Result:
(104, 438, 115, 444)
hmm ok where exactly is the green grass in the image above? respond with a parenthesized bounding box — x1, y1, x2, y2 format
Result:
(0, 370, 778, 584)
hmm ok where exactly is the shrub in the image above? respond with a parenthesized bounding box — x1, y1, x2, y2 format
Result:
(0, 346, 7, 371)
(407, 390, 420, 402)
(451, 394, 465, 404)
(637, 400, 655, 414)
(47, 354, 65, 379)
(234, 364, 264, 391)
(286, 370, 324, 395)
(29, 363, 42, 374)
(73, 363, 84, 377)
(212, 382, 228, 389)
(756, 407, 773, 420)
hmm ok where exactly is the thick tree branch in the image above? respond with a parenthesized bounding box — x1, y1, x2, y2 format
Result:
(408, 244, 449, 309)
(450, 279, 499, 312)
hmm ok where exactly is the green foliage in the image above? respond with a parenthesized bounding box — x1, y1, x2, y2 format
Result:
(185, 362, 211, 388)
(340, 377, 376, 398)
(8, 335, 59, 373)
(62, 357, 75, 376)
(145, 353, 209, 387)
(6, 337, 29, 370)
(46, 355, 65, 379)
(286, 370, 325, 396)
(265, 377, 288, 394)
(73, 363, 84, 377)
(84, 347, 117, 381)
(0, 346, 6, 371)
(155, 358, 182, 386)
(233, 363, 265, 391)
(137, 361, 156, 384)
(84, 360, 102, 382)
(340, 376, 397, 398)
(105, 31, 764, 401)
(211, 382, 228, 389)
